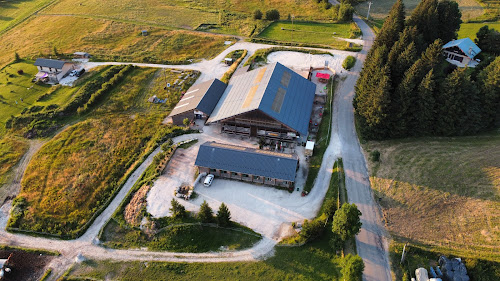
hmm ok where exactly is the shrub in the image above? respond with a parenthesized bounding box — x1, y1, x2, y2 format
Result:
(17, 69, 24, 75)
(370, 150, 380, 162)
(338, 3, 354, 22)
(266, 9, 280, 21)
(332, 203, 362, 241)
(329, 232, 343, 252)
(216, 202, 231, 226)
(341, 254, 365, 281)
(198, 200, 213, 223)
(170, 199, 186, 218)
(254, 9, 263, 20)
(323, 197, 337, 219)
(343, 55, 356, 70)
(14, 52, 20, 62)
(300, 214, 328, 242)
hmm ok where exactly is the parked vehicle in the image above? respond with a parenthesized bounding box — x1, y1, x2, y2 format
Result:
(76, 68, 85, 77)
(204, 174, 214, 187)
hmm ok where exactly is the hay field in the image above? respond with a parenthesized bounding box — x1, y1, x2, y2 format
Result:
(0, 15, 232, 69)
(0, 136, 28, 186)
(0, 0, 53, 33)
(355, 0, 485, 21)
(364, 133, 500, 261)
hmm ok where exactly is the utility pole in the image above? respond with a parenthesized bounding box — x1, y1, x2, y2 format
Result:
(367, 2, 373, 20)
(291, 14, 295, 42)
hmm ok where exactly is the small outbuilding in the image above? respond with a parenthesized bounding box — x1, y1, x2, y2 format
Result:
(305, 141, 315, 157)
(166, 78, 227, 125)
(73, 52, 90, 59)
(34, 58, 74, 84)
(141, 30, 148, 36)
(442, 38, 481, 67)
(195, 141, 298, 188)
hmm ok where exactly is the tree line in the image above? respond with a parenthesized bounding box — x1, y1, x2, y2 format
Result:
(354, 0, 500, 139)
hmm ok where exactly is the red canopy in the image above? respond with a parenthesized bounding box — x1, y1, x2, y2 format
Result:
(315, 72, 330, 79)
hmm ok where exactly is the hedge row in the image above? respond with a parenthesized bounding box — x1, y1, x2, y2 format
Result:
(249, 37, 362, 52)
(220, 50, 248, 83)
(77, 65, 134, 114)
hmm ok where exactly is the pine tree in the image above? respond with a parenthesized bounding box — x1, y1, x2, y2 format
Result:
(391, 41, 418, 86)
(373, 0, 405, 48)
(415, 69, 436, 135)
(354, 47, 392, 139)
(216, 202, 231, 226)
(198, 200, 214, 223)
(437, 68, 481, 135)
(407, 0, 439, 45)
(477, 57, 500, 129)
(437, 0, 462, 43)
(170, 198, 186, 218)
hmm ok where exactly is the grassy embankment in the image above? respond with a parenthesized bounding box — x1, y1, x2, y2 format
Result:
(7, 67, 199, 238)
(0, 136, 28, 187)
(303, 77, 336, 193)
(65, 160, 347, 281)
(0, 15, 233, 69)
(363, 133, 500, 273)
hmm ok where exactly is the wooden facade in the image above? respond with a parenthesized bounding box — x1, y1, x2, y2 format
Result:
(198, 166, 293, 188)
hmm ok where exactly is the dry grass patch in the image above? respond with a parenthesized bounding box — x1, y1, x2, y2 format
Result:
(12, 114, 165, 236)
(0, 15, 232, 68)
(0, 136, 28, 186)
(364, 133, 500, 261)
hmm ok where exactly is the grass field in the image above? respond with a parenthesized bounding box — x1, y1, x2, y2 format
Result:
(364, 133, 500, 261)
(0, 61, 104, 136)
(355, 0, 485, 21)
(0, 136, 28, 186)
(0, 0, 53, 33)
(258, 21, 358, 45)
(8, 66, 197, 237)
(458, 22, 500, 39)
(0, 15, 232, 69)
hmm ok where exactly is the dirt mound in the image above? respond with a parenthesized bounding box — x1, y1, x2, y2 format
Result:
(0, 249, 54, 281)
(124, 185, 150, 227)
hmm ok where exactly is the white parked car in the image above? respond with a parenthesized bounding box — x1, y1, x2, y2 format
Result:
(204, 174, 214, 187)
(69, 70, 78, 77)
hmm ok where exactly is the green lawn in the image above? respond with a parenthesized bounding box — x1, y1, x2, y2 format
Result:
(364, 132, 500, 261)
(0, 61, 89, 136)
(458, 22, 500, 39)
(0, 0, 53, 34)
(258, 21, 358, 46)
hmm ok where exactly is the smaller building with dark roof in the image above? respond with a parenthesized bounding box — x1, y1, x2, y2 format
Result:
(195, 141, 298, 188)
(33, 58, 74, 83)
(166, 78, 227, 125)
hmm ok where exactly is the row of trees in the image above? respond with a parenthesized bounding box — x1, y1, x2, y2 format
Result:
(354, 0, 500, 139)
(170, 199, 232, 226)
(253, 9, 280, 21)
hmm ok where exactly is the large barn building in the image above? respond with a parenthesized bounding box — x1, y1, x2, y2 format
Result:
(166, 78, 227, 125)
(195, 141, 299, 188)
(207, 62, 316, 144)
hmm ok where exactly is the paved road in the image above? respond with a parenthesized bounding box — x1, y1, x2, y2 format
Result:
(335, 15, 393, 281)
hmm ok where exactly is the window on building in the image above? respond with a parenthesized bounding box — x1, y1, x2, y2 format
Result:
(242, 174, 250, 178)
(210, 168, 217, 173)
(232, 172, 239, 177)
(254, 176, 261, 181)
(266, 177, 272, 181)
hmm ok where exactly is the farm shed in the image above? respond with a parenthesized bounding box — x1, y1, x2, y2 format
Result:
(442, 38, 481, 67)
(207, 62, 316, 144)
(166, 78, 227, 125)
(34, 58, 74, 83)
(73, 52, 90, 59)
(195, 141, 299, 188)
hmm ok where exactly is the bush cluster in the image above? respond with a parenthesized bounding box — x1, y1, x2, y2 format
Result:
(342, 55, 356, 70)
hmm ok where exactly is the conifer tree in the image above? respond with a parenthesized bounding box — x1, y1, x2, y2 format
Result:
(373, 0, 405, 48)
(415, 69, 436, 135)
(477, 57, 500, 129)
(437, 0, 462, 43)
(216, 202, 231, 226)
(198, 200, 214, 223)
(407, 0, 439, 45)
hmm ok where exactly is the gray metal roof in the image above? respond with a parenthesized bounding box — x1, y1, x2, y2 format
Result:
(34, 58, 68, 69)
(207, 62, 316, 135)
(168, 78, 227, 117)
(195, 141, 298, 181)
